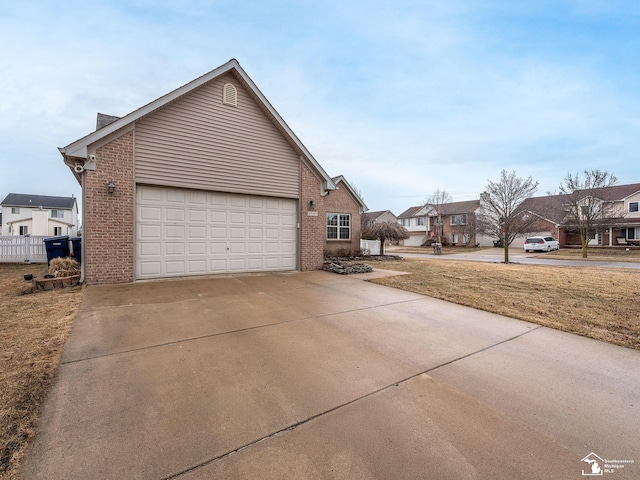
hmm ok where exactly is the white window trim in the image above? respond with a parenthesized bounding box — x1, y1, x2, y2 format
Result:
(450, 214, 467, 226)
(326, 213, 351, 240)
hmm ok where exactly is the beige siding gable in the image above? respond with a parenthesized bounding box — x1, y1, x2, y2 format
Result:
(135, 73, 300, 198)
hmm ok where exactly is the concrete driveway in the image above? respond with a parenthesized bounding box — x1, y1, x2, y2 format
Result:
(24, 271, 640, 479)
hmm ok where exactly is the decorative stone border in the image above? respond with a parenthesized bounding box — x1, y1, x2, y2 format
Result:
(33, 275, 81, 291)
(323, 261, 373, 275)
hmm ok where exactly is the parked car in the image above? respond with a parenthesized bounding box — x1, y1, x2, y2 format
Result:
(524, 236, 560, 252)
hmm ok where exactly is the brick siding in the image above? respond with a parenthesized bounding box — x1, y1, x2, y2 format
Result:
(322, 181, 362, 256)
(299, 163, 325, 270)
(84, 131, 135, 284)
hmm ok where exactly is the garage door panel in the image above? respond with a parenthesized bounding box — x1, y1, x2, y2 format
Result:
(230, 228, 244, 239)
(210, 211, 227, 223)
(165, 242, 185, 255)
(139, 243, 161, 256)
(210, 242, 226, 254)
(166, 226, 185, 238)
(139, 261, 161, 276)
(229, 242, 245, 253)
(188, 260, 207, 273)
(188, 242, 206, 255)
(139, 206, 162, 221)
(166, 208, 185, 221)
(209, 259, 227, 272)
(166, 189, 185, 203)
(139, 224, 161, 239)
(229, 258, 246, 271)
(189, 209, 207, 222)
(281, 256, 296, 269)
(248, 242, 263, 253)
(165, 261, 186, 274)
(230, 212, 245, 224)
(279, 242, 295, 254)
(210, 227, 227, 238)
(248, 213, 263, 224)
(188, 226, 206, 238)
(136, 186, 298, 279)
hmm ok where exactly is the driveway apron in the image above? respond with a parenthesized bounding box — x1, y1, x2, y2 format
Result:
(23, 271, 640, 479)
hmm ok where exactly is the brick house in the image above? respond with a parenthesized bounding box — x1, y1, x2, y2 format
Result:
(60, 59, 365, 284)
(518, 183, 640, 247)
(398, 200, 487, 246)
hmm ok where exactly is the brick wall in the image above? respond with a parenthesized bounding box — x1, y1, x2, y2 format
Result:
(322, 181, 362, 256)
(299, 163, 325, 270)
(84, 131, 135, 284)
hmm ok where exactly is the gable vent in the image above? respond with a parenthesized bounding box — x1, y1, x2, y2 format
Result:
(223, 83, 238, 107)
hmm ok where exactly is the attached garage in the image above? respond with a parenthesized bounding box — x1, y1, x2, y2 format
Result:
(136, 185, 297, 279)
(60, 59, 366, 285)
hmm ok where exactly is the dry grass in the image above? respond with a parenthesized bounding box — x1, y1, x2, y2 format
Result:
(546, 248, 640, 262)
(364, 258, 640, 350)
(0, 263, 83, 480)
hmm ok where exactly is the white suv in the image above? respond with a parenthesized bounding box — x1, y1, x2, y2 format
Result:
(523, 236, 560, 252)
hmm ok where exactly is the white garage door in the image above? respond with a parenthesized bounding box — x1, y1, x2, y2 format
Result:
(136, 185, 297, 279)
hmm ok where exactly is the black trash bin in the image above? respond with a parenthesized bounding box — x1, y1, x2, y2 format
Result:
(44, 236, 70, 265)
(69, 237, 82, 264)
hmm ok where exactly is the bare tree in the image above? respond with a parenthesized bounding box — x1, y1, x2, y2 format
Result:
(457, 214, 477, 246)
(425, 189, 452, 244)
(476, 170, 539, 263)
(361, 221, 409, 256)
(557, 169, 618, 258)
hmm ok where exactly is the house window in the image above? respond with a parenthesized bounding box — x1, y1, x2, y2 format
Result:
(417, 217, 425, 226)
(51, 209, 63, 218)
(11, 207, 20, 214)
(19, 226, 28, 235)
(401, 218, 409, 227)
(327, 213, 351, 240)
(451, 233, 458, 244)
(54, 227, 62, 236)
(629, 228, 636, 240)
(450, 214, 467, 225)
(630, 202, 639, 213)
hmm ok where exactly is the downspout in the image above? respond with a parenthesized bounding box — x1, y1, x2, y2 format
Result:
(80, 169, 86, 283)
(298, 156, 303, 271)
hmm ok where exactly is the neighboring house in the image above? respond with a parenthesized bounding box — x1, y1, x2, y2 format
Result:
(59, 59, 365, 285)
(519, 182, 640, 247)
(361, 210, 397, 227)
(398, 200, 486, 246)
(397, 205, 429, 246)
(424, 200, 482, 246)
(324, 176, 367, 255)
(1, 193, 78, 237)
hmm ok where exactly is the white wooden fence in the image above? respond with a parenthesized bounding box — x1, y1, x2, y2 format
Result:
(0, 235, 48, 263)
(360, 239, 381, 255)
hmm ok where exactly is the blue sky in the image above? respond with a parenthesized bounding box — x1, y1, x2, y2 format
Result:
(1, 1, 639, 215)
